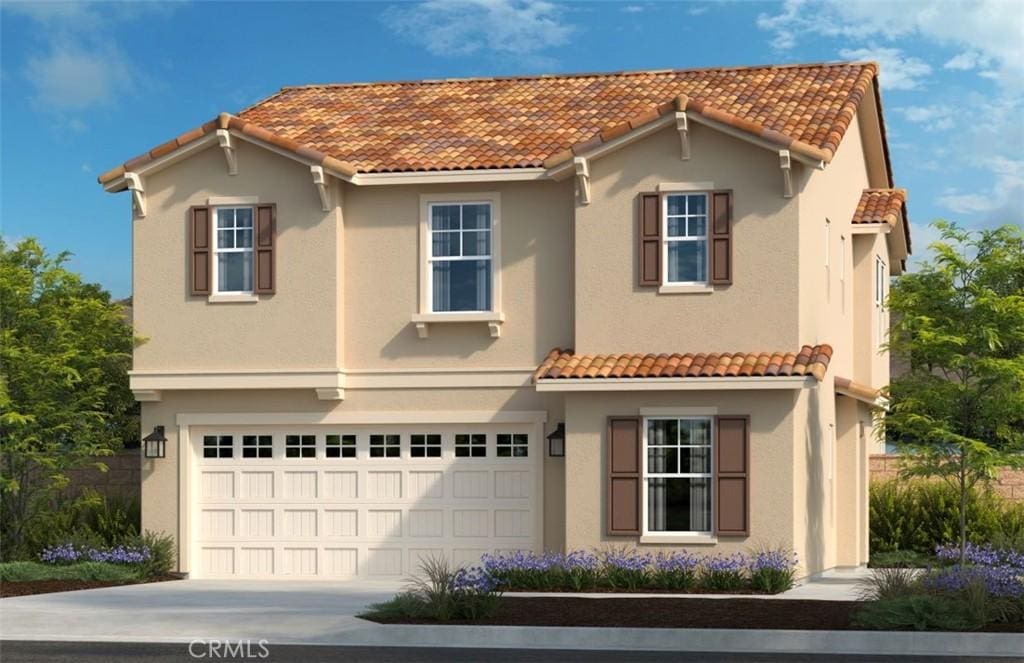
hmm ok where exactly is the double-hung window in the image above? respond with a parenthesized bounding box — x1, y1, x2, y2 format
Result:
(214, 207, 254, 294)
(644, 418, 713, 534)
(875, 256, 887, 346)
(428, 202, 492, 312)
(663, 193, 709, 285)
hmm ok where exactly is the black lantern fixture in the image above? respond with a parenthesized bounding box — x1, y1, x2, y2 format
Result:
(143, 426, 167, 459)
(547, 423, 565, 457)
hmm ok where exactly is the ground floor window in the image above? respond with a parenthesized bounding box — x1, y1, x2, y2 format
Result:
(645, 417, 712, 533)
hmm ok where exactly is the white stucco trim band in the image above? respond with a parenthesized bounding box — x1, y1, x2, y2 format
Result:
(130, 366, 537, 400)
(176, 410, 548, 426)
(536, 376, 816, 392)
(850, 224, 892, 235)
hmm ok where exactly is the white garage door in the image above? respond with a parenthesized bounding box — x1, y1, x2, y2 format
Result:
(190, 424, 541, 579)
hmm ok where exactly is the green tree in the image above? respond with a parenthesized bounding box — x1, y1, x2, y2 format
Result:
(884, 221, 1024, 563)
(1, 238, 136, 559)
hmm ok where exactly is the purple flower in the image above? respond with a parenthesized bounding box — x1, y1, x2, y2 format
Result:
(750, 549, 798, 573)
(935, 543, 1024, 571)
(39, 543, 81, 564)
(602, 549, 652, 571)
(39, 542, 152, 566)
(653, 551, 699, 572)
(923, 564, 1024, 599)
(703, 552, 748, 572)
(450, 566, 499, 594)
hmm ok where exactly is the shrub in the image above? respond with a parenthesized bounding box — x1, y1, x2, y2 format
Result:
(869, 550, 932, 569)
(362, 556, 502, 622)
(481, 551, 563, 590)
(650, 551, 699, 591)
(870, 480, 1008, 556)
(856, 567, 920, 601)
(854, 594, 985, 631)
(132, 531, 175, 578)
(559, 550, 601, 591)
(601, 549, 651, 590)
(699, 553, 748, 592)
(0, 561, 140, 583)
(748, 548, 798, 594)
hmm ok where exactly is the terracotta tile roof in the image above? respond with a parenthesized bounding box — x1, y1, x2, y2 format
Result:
(99, 61, 878, 183)
(534, 345, 833, 382)
(852, 188, 907, 225)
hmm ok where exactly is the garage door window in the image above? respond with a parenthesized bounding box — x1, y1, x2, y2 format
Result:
(411, 434, 442, 458)
(326, 434, 356, 458)
(285, 434, 316, 458)
(497, 433, 528, 457)
(242, 435, 273, 459)
(455, 433, 486, 457)
(370, 434, 401, 458)
(203, 435, 234, 459)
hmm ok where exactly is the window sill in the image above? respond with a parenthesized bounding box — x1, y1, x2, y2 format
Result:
(658, 284, 714, 295)
(639, 534, 718, 545)
(208, 293, 259, 304)
(411, 312, 505, 339)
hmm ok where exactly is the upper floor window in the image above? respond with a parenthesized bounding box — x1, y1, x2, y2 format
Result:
(876, 256, 887, 346)
(663, 193, 708, 285)
(214, 207, 254, 294)
(429, 202, 492, 312)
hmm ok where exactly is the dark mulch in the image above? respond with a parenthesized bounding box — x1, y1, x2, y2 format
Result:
(366, 597, 1024, 632)
(0, 575, 180, 598)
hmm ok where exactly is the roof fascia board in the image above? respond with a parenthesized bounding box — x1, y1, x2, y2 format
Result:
(850, 224, 892, 235)
(685, 112, 825, 169)
(535, 376, 814, 392)
(547, 114, 676, 180)
(102, 133, 219, 192)
(353, 168, 548, 185)
(228, 130, 356, 183)
(546, 111, 825, 181)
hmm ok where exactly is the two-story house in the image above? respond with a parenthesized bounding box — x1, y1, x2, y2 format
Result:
(99, 62, 910, 580)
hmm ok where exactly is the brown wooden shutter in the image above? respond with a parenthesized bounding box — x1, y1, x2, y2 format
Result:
(189, 206, 212, 296)
(714, 415, 750, 536)
(638, 193, 661, 286)
(710, 191, 733, 285)
(607, 417, 641, 535)
(254, 204, 276, 295)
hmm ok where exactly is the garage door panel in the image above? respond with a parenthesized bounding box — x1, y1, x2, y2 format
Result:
(192, 426, 540, 579)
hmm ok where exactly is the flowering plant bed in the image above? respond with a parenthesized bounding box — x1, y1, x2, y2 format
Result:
(363, 596, 1022, 632)
(479, 548, 798, 594)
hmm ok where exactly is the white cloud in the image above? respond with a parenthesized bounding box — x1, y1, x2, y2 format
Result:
(25, 44, 133, 110)
(838, 47, 931, 90)
(897, 105, 954, 131)
(757, 0, 1024, 90)
(385, 0, 573, 60)
(943, 51, 990, 71)
(621, 5, 644, 13)
(687, 6, 709, 16)
(4, 1, 177, 112)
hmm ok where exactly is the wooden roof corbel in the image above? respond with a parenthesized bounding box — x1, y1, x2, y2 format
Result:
(310, 165, 330, 212)
(675, 112, 690, 160)
(573, 156, 591, 205)
(779, 149, 793, 198)
(216, 129, 237, 175)
(125, 172, 146, 217)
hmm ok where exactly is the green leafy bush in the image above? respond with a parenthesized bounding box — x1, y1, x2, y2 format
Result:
(869, 550, 933, 569)
(870, 480, 1013, 556)
(0, 561, 140, 583)
(131, 531, 175, 578)
(20, 490, 141, 560)
(854, 594, 985, 631)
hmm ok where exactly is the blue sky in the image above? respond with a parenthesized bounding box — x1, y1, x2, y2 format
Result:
(2, 0, 1021, 297)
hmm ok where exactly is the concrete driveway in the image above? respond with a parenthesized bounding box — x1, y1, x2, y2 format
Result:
(0, 579, 402, 644)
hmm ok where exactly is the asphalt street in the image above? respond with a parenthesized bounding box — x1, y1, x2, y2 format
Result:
(1, 642, 1017, 663)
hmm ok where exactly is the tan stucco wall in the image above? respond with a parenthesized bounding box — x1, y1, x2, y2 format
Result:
(573, 124, 801, 354)
(136, 141, 343, 370)
(853, 231, 891, 391)
(342, 180, 574, 368)
(560, 390, 838, 572)
(140, 386, 566, 571)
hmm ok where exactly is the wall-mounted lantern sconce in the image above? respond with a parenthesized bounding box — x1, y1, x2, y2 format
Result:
(547, 423, 565, 457)
(143, 425, 167, 459)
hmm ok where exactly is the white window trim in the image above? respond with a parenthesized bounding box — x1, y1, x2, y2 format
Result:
(416, 193, 503, 338)
(212, 206, 255, 296)
(641, 416, 715, 538)
(661, 192, 710, 287)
